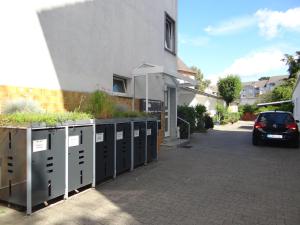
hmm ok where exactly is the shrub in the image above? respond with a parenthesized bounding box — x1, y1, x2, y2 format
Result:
(223, 112, 240, 124)
(242, 104, 256, 114)
(194, 104, 207, 130)
(177, 105, 196, 138)
(85, 91, 115, 118)
(239, 104, 257, 121)
(255, 103, 293, 114)
(2, 98, 43, 114)
(216, 103, 227, 121)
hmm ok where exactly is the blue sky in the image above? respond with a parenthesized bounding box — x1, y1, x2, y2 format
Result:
(178, 0, 300, 83)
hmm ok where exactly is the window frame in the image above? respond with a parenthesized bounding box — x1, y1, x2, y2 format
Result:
(113, 75, 127, 94)
(164, 12, 176, 55)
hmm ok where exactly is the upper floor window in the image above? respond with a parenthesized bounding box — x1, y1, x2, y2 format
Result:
(113, 76, 127, 93)
(165, 13, 176, 54)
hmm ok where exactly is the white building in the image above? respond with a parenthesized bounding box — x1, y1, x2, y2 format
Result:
(176, 58, 224, 116)
(240, 75, 288, 105)
(0, 0, 191, 140)
(293, 74, 300, 122)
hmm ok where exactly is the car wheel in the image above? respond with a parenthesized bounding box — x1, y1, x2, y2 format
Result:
(252, 136, 259, 146)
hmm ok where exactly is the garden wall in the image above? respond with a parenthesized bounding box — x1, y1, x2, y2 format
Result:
(0, 85, 164, 148)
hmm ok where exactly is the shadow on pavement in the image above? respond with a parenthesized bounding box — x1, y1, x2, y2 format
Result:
(238, 125, 253, 130)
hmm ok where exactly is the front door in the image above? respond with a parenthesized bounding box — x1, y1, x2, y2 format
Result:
(164, 88, 170, 137)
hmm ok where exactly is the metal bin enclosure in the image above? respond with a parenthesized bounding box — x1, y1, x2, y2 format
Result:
(68, 126, 93, 191)
(116, 122, 131, 174)
(31, 128, 65, 206)
(0, 127, 65, 208)
(95, 124, 115, 184)
(133, 122, 146, 168)
(147, 121, 158, 163)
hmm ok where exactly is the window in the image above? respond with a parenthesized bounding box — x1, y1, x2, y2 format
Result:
(165, 13, 176, 54)
(113, 76, 127, 93)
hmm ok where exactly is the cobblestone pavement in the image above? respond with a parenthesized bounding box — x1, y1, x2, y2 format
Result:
(1, 121, 300, 225)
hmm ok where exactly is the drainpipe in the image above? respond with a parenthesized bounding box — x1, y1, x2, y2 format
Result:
(146, 73, 149, 113)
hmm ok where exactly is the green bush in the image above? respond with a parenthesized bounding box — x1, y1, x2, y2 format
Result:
(240, 104, 256, 114)
(177, 105, 196, 138)
(223, 112, 240, 124)
(194, 104, 207, 130)
(216, 103, 227, 121)
(255, 103, 293, 114)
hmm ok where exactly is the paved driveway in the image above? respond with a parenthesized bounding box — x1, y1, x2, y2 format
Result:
(1, 121, 300, 225)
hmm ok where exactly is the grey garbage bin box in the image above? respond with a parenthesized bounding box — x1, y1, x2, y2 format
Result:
(133, 121, 146, 168)
(116, 122, 131, 174)
(95, 123, 115, 184)
(31, 128, 66, 206)
(68, 126, 93, 192)
(147, 120, 158, 163)
(0, 127, 65, 210)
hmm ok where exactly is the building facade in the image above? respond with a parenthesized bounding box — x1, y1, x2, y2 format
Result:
(176, 58, 225, 116)
(0, 0, 183, 140)
(293, 74, 300, 122)
(240, 75, 288, 105)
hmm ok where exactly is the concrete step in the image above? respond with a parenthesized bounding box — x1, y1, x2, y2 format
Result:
(161, 137, 190, 148)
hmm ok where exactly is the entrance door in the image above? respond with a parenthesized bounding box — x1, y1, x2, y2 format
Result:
(164, 88, 170, 137)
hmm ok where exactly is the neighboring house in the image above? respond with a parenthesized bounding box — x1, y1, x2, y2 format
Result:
(205, 85, 218, 96)
(293, 73, 300, 122)
(177, 58, 225, 116)
(0, 0, 190, 142)
(240, 75, 288, 105)
(177, 58, 196, 85)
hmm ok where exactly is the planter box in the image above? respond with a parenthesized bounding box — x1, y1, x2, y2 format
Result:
(0, 120, 95, 214)
(0, 126, 66, 214)
(0, 117, 158, 214)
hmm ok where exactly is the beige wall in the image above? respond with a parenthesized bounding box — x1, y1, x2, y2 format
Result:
(0, 0, 177, 100)
(178, 88, 225, 116)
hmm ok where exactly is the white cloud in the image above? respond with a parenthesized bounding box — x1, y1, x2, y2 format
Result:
(204, 7, 300, 38)
(255, 7, 300, 38)
(179, 34, 210, 47)
(206, 48, 286, 85)
(204, 16, 255, 35)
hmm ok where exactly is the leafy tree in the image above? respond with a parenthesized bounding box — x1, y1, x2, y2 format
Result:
(190, 66, 211, 92)
(258, 76, 270, 81)
(282, 51, 300, 79)
(217, 75, 242, 107)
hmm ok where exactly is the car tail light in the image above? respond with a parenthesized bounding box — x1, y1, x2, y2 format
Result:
(254, 122, 266, 129)
(286, 123, 298, 131)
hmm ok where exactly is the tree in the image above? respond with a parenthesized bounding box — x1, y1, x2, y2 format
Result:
(190, 66, 211, 92)
(271, 77, 296, 101)
(217, 75, 242, 107)
(258, 76, 270, 81)
(282, 51, 300, 79)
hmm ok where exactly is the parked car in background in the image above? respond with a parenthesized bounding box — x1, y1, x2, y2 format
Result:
(252, 111, 299, 148)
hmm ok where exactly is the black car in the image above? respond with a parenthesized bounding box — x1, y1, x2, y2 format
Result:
(252, 111, 299, 148)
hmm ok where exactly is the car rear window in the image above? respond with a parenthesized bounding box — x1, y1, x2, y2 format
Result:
(258, 113, 294, 124)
